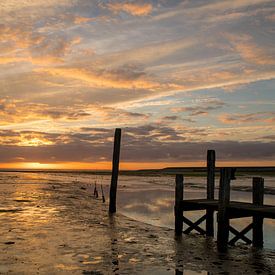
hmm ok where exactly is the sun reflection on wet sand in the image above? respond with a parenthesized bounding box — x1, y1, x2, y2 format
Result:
(0, 172, 275, 274)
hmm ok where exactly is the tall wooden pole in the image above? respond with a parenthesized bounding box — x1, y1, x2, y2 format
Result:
(252, 177, 264, 248)
(206, 150, 215, 236)
(217, 168, 231, 252)
(175, 174, 184, 236)
(109, 128, 121, 213)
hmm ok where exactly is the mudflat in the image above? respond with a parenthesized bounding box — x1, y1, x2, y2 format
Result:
(0, 180, 274, 274)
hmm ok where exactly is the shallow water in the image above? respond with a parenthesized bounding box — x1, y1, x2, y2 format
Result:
(0, 171, 275, 274)
(1, 171, 274, 250)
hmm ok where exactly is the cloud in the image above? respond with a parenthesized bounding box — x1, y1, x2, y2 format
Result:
(0, 99, 150, 127)
(260, 135, 275, 140)
(0, 0, 274, 167)
(73, 16, 98, 24)
(35, 64, 178, 91)
(152, 0, 273, 22)
(161, 116, 179, 121)
(107, 1, 153, 16)
(266, 13, 275, 21)
(227, 34, 275, 65)
(0, 99, 92, 125)
(0, 126, 275, 163)
(0, 22, 82, 66)
(219, 112, 275, 124)
(0, 0, 74, 13)
(171, 98, 225, 116)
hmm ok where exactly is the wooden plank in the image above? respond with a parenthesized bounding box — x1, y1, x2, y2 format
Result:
(184, 214, 207, 234)
(182, 216, 206, 235)
(228, 223, 253, 245)
(228, 203, 275, 219)
(217, 168, 231, 252)
(206, 150, 215, 236)
(182, 201, 218, 211)
(252, 177, 264, 248)
(181, 199, 275, 218)
(175, 174, 184, 235)
(109, 128, 121, 213)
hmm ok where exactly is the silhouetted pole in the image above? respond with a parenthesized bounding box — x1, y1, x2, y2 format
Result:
(252, 177, 264, 248)
(175, 174, 184, 236)
(109, 128, 121, 213)
(217, 168, 231, 252)
(206, 150, 215, 236)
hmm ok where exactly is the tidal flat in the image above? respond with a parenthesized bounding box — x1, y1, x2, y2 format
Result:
(0, 172, 274, 274)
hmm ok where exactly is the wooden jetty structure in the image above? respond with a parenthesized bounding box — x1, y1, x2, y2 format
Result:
(109, 128, 121, 213)
(108, 129, 275, 251)
(175, 150, 275, 252)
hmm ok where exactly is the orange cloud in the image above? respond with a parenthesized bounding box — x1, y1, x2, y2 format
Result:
(219, 112, 275, 124)
(0, 56, 26, 64)
(0, 99, 91, 125)
(0, 99, 151, 128)
(107, 2, 152, 16)
(36, 67, 168, 90)
(227, 34, 275, 65)
(266, 13, 275, 21)
(0, 23, 82, 65)
(73, 16, 95, 24)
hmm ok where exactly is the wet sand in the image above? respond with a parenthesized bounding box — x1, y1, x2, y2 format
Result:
(1, 180, 275, 274)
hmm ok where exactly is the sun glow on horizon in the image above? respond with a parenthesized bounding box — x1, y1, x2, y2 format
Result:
(0, 160, 274, 171)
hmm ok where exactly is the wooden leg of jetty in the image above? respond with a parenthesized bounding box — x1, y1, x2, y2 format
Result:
(175, 174, 184, 236)
(217, 168, 231, 252)
(252, 177, 264, 248)
(206, 150, 215, 237)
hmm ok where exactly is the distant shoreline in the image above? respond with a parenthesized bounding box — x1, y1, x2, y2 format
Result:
(0, 166, 274, 177)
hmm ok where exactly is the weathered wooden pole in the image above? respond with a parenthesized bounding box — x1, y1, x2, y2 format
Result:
(252, 177, 264, 248)
(217, 168, 231, 252)
(175, 174, 184, 236)
(206, 150, 215, 236)
(109, 128, 121, 213)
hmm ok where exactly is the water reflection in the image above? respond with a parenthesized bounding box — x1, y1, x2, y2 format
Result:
(117, 186, 275, 249)
(0, 172, 274, 274)
(108, 214, 120, 274)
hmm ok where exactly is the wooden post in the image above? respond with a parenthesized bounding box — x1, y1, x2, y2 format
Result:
(206, 150, 215, 236)
(217, 168, 231, 252)
(252, 177, 264, 248)
(109, 128, 121, 213)
(175, 174, 184, 236)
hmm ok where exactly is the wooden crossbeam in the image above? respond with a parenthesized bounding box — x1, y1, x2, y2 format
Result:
(182, 215, 206, 235)
(228, 223, 253, 245)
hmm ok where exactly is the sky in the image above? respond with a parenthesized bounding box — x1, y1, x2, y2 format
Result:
(0, 0, 275, 170)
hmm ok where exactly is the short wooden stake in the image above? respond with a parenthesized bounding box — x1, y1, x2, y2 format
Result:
(252, 177, 264, 248)
(217, 168, 231, 252)
(206, 150, 215, 236)
(175, 174, 184, 236)
(109, 128, 121, 213)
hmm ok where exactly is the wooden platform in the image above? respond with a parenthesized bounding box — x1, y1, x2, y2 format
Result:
(174, 157, 274, 252)
(182, 199, 275, 219)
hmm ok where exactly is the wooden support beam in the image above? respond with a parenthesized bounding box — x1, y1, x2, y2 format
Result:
(228, 223, 253, 245)
(183, 214, 207, 234)
(109, 128, 121, 213)
(252, 177, 264, 248)
(175, 174, 184, 235)
(206, 150, 215, 237)
(182, 216, 206, 235)
(217, 168, 231, 252)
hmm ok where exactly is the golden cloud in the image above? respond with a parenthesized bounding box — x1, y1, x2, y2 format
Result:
(227, 34, 275, 65)
(219, 112, 275, 124)
(107, 2, 152, 16)
(35, 67, 173, 90)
